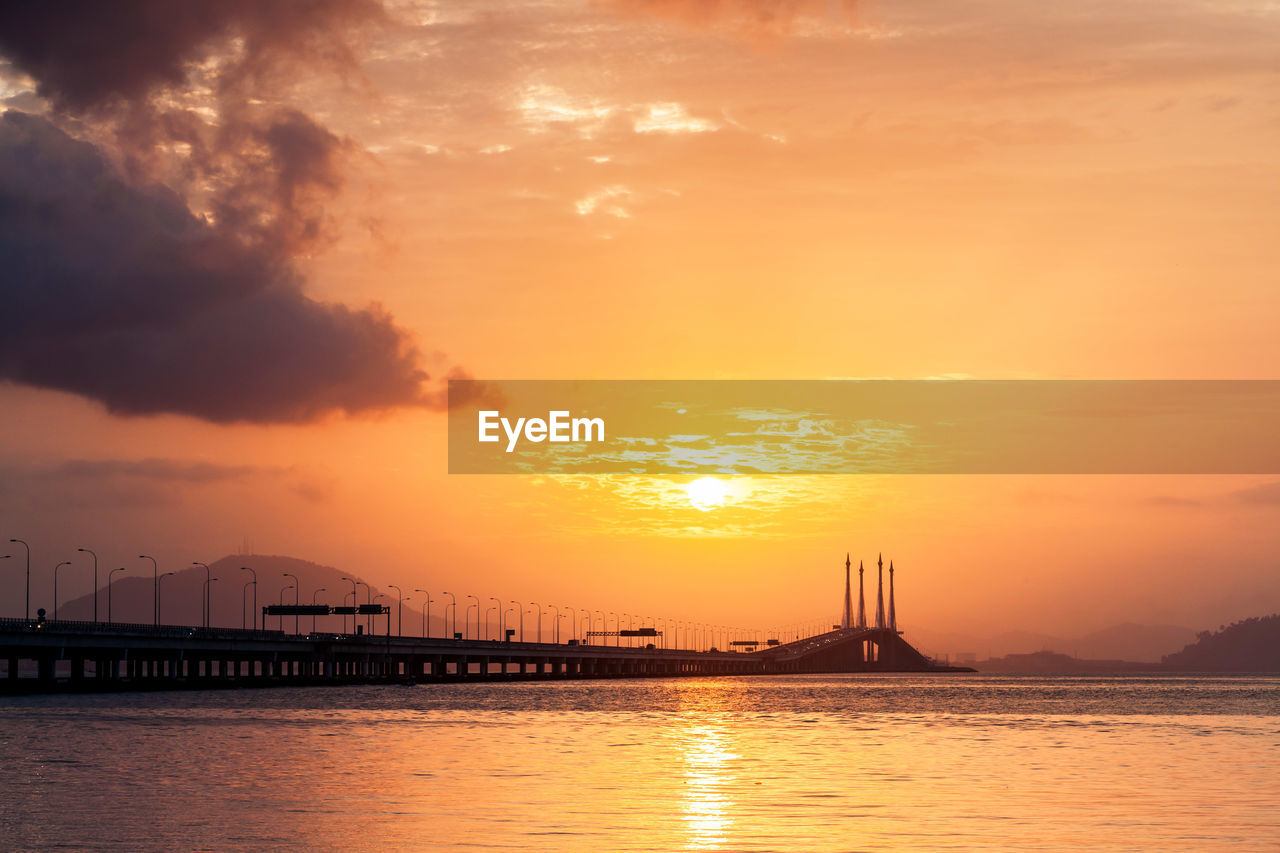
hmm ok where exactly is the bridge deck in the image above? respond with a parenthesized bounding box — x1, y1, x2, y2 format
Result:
(0, 618, 970, 693)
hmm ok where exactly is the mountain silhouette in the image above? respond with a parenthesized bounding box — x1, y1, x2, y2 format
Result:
(910, 622, 1196, 663)
(1161, 614, 1280, 671)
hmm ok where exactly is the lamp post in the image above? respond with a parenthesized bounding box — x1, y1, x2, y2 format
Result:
(240, 567, 257, 630)
(158, 571, 175, 623)
(510, 599, 523, 642)
(442, 591, 456, 638)
(570, 607, 581, 644)
(311, 587, 327, 634)
(204, 577, 218, 628)
(593, 610, 604, 646)
(549, 604, 560, 644)
(484, 606, 496, 641)
(356, 581, 371, 633)
(389, 585, 403, 637)
(138, 554, 157, 625)
(281, 572, 300, 634)
(415, 589, 431, 637)
(489, 597, 503, 641)
(341, 577, 357, 633)
(192, 562, 211, 628)
(279, 584, 295, 631)
(53, 560, 71, 621)
(9, 539, 30, 621)
(108, 567, 125, 624)
(505, 607, 516, 642)
(241, 580, 253, 629)
(76, 548, 98, 623)
(275, 581, 293, 627)
(465, 594, 479, 640)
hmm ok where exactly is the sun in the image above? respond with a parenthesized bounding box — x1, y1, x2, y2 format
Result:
(686, 477, 729, 511)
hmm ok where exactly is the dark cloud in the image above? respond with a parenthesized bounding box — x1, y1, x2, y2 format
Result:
(0, 112, 426, 422)
(0, 0, 451, 423)
(0, 0, 383, 113)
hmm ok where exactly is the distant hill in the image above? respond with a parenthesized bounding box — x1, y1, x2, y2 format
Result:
(975, 650, 1154, 674)
(1070, 623, 1198, 663)
(1162, 615, 1280, 672)
(910, 622, 1196, 663)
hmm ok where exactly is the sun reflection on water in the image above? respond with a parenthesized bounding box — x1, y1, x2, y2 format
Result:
(676, 719, 740, 849)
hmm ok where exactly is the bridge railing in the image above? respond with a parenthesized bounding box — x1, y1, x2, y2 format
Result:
(0, 617, 285, 641)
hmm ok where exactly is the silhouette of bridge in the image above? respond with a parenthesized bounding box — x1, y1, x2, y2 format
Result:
(0, 554, 972, 692)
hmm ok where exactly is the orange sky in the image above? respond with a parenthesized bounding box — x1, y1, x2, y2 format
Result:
(1, 0, 1278, 648)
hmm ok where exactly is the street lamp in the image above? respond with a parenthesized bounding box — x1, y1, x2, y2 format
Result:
(549, 604, 560, 644)
(76, 548, 98, 623)
(311, 587, 327, 634)
(484, 606, 497, 640)
(278, 584, 295, 631)
(593, 610, 604, 646)
(489, 597, 503, 641)
(192, 562, 211, 628)
(108, 567, 125, 624)
(510, 599, 523, 642)
(242, 580, 253, 630)
(465, 594, 479, 640)
(414, 589, 431, 638)
(138, 554, 157, 625)
(282, 572, 300, 635)
(240, 567, 257, 630)
(9, 539, 30, 621)
(158, 571, 175, 623)
(204, 577, 218, 628)
(356, 581, 371, 632)
(529, 602, 542, 643)
(278, 583, 295, 631)
(389, 585, 403, 636)
(53, 560, 71, 621)
(441, 591, 456, 638)
(340, 577, 357, 633)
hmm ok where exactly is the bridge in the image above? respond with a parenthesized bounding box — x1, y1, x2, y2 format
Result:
(0, 552, 973, 692)
(0, 619, 967, 692)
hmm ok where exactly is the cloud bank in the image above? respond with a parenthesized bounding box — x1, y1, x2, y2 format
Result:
(0, 0, 442, 423)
